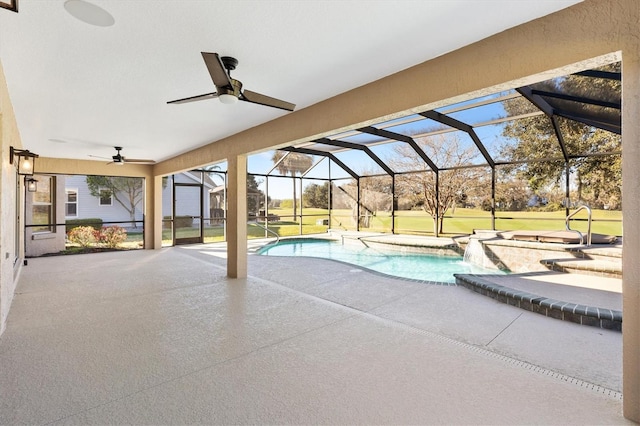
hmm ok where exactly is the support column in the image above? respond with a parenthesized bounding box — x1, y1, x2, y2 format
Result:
(491, 168, 496, 231)
(227, 154, 247, 278)
(150, 175, 163, 249)
(622, 51, 640, 422)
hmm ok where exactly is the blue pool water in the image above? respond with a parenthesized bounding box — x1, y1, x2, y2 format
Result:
(257, 239, 503, 283)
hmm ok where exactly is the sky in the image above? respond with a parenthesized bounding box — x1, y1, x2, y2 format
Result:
(238, 92, 515, 200)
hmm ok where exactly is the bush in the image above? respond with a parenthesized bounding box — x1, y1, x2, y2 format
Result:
(68, 225, 128, 248)
(98, 226, 128, 248)
(528, 201, 564, 212)
(67, 226, 98, 247)
(66, 218, 103, 233)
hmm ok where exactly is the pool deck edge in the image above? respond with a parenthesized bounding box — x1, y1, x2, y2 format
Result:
(455, 273, 622, 331)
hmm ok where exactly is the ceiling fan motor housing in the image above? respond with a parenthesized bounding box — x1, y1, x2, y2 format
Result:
(220, 56, 238, 71)
(112, 146, 124, 164)
(218, 78, 242, 98)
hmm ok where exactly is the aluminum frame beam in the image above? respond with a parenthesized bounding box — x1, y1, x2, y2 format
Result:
(357, 126, 439, 173)
(314, 137, 395, 176)
(531, 89, 621, 110)
(280, 146, 359, 180)
(419, 110, 495, 168)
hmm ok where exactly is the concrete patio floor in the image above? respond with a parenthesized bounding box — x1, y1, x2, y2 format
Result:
(0, 244, 629, 424)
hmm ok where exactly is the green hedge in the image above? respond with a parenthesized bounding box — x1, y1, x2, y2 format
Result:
(65, 218, 103, 233)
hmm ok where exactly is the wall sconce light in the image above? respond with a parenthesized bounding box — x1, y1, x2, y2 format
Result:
(25, 177, 38, 192)
(10, 146, 39, 176)
(0, 0, 19, 13)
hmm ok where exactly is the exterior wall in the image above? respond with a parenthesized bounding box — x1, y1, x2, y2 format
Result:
(24, 175, 66, 257)
(0, 61, 22, 335)
(64, 175, 144, 226)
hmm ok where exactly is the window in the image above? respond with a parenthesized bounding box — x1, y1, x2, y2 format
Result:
(99, 188, 112, 206)
(32, 176, 54, 233)
(66, 189, 78, 217)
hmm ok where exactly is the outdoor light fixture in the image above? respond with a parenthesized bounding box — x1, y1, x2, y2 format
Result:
(10, 146, 39, 176)
(25, 178, 37, 192)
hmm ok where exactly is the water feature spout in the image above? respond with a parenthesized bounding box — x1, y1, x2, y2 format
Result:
(463, 237, 486, 268)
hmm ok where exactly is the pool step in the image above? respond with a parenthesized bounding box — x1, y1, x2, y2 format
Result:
(541, 245, 622, 278)
(564, 245, 622, 262)
(541, 258, 621, 278)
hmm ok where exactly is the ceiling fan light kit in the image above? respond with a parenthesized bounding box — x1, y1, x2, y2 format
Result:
(218, 93, 238, 105)
(167, 52, 295, 111)
(217, 77, 242, 104)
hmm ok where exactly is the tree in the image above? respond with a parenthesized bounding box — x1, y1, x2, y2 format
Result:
(390, 133, 484, 233)
(271, 151, 313, 219)
(487, 171, 532, 211)
(500, 63, 621, 208)
(86, 176, 144, 228)
(303, 182, 329, 208)
(247, 174, 265, 216)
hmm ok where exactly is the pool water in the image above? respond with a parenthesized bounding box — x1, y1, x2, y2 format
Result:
(257, 239, 504, 283)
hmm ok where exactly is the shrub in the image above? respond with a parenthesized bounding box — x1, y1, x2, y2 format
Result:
(67, 226, 98, 247)
(98, 226, 128, 248)
(65, 218, 103, 233)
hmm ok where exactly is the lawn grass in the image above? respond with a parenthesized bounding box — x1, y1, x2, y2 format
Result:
(153, 206, 621, 246)
(269, 207, 622, 236)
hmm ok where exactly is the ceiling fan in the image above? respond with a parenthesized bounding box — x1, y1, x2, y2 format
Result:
(89, 147, 155, 166)
(167, 52, 296, 112)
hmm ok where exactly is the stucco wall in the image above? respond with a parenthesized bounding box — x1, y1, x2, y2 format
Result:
(0, 61, 22, 335)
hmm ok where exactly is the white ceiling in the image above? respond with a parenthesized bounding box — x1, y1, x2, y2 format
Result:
(0, 0, 581, 164)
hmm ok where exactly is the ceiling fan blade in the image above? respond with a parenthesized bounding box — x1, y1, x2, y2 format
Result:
(202, 52, 232, 89)
(167, 92, 218, 104)
(241, 90, 295, 112)
(123, 158, 156, 164)
(88, 154, 111, 160)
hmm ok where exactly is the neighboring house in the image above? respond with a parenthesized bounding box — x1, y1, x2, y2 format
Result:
(64, 175, 144, 227)
(65, 172, 220, 227)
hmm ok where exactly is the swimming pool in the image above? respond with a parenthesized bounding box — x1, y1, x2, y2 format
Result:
(257, 238, 504, 283)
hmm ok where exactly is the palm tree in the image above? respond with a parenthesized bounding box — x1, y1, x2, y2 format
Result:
(271, 151, 313, 219)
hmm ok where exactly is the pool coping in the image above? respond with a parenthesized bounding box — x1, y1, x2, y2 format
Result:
(455, 274, 622, 331)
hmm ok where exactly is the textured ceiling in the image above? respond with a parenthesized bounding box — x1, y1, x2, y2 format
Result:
(0, 0, 581, 163)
